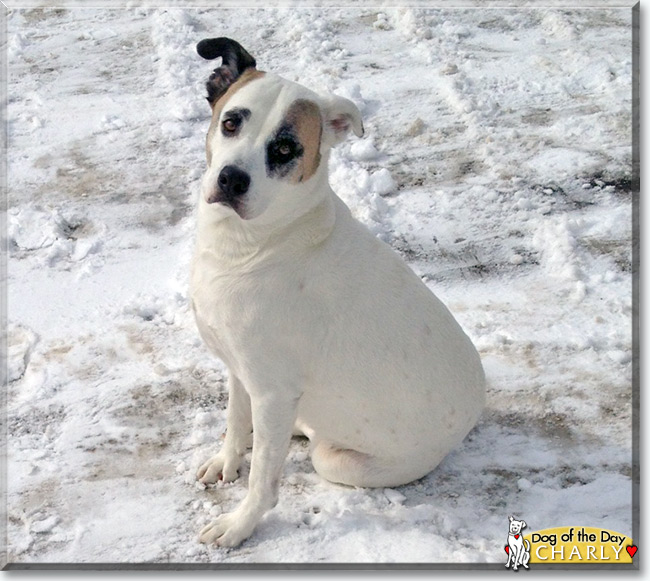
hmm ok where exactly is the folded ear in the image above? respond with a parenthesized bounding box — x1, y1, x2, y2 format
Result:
(196, 37, 257, 107)
(320, 93, 364, 147)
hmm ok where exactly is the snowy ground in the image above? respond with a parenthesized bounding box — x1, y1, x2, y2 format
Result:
(4, 1, 636, 567)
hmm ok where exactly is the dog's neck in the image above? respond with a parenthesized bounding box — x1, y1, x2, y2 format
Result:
(195, 187, 337, 270)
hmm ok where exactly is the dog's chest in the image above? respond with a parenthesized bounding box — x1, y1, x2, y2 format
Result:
(509, 533, 524, 546)
(190, 252, 299, 368)
(190, 257, 248, 364)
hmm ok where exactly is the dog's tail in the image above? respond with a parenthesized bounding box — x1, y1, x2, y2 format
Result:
(524, 539, 531, 551)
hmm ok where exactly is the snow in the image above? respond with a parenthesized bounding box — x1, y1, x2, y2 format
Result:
(3, 1, 635, 567)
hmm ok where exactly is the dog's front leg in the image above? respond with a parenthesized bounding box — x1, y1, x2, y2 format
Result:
(199, 390, 299, 547)
(512, 547, 520, 571)
(197, 375, 251, 484)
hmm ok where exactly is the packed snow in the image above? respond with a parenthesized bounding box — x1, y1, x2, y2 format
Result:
(4, 1, 635, 566)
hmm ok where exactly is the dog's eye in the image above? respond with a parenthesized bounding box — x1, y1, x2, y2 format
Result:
(273, 140, 296, 161)
(222, 118, 239, 133)
(266, 132, 304, 177)
(220, 108, 251, 137)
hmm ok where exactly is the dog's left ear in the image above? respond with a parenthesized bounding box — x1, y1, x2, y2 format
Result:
(197, 37, 257, 107)
(320, 94, 364, 147)
(521, 521, 527, 529)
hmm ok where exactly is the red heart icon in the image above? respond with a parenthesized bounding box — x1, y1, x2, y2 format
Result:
(504, 545, 509, 554)
(626, 545, 637, 558)
(515, 534, 520, 539)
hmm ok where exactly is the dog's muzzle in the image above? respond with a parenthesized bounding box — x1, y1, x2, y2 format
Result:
(207, 165, 251, 207)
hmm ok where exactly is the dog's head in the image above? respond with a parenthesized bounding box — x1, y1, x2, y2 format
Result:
(508, 516, 527, 535)
(196, 37, 363, 224)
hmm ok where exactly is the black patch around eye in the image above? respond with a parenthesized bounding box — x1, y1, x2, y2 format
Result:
(266, 127, 304, 179)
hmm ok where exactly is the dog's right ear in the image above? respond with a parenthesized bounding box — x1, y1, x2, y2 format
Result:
(196, 38, 257, 107)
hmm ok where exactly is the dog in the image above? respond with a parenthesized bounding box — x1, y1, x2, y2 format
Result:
(506, 516, 531, 570)
(189, 37, 486, 547)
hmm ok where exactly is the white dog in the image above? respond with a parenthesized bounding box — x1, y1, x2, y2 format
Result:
(189, 38, 486, 547)
(506, 516, 531, 570)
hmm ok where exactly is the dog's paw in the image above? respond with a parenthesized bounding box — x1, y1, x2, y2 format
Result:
(199, 509, 258, 547)
(197, 452, 240, 484)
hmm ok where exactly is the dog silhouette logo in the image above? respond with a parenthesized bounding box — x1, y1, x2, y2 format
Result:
(505, 515, 531, 571)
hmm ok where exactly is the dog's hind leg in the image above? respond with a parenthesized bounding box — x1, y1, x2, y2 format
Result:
(293, 419, 315, 438)
(310, 441, 426, 488)
(310, 442, 371, 486)
(522, 541, 531, 569)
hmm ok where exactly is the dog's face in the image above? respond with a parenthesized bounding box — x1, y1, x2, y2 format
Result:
(509, 516, 527, 535)
(196, 38, 363, 225)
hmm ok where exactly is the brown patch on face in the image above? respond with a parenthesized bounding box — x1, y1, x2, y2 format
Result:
(205, 69, 266, 162)
(284, 99, 322, 183)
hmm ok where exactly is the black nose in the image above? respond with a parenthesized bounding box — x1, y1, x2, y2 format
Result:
(217, 165, 250, 198)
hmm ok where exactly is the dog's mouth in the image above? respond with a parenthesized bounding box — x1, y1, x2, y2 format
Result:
(205, 192, 246, 219)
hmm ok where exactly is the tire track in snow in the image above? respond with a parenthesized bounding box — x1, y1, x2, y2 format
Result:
(381, 7, 631, 288)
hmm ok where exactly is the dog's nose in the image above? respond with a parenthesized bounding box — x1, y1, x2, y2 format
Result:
(217, 165, 250, 198)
